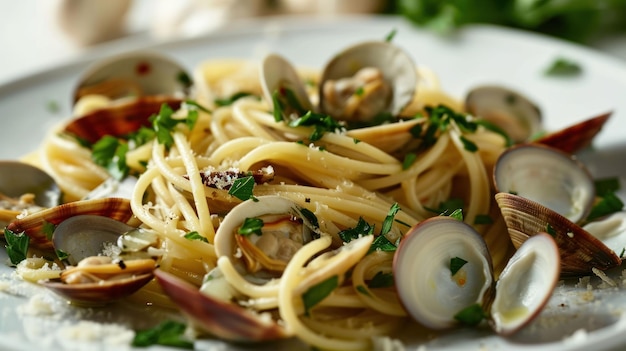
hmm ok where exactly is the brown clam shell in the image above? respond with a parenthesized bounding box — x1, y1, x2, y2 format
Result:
(7, 197, 133, 251)
(44, 272, 154, 307)
(535, 111, 611, 154)
(64, 96, 182, 144)
(154, 269, 290, 342)
(495, 192, 621, 276)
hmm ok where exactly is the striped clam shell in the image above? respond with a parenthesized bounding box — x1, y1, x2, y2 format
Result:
(495, 192, 621, 276)
(535, 111, 611, 154)
(7, 197, 133, 251)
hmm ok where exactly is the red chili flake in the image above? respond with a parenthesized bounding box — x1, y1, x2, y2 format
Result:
(136, 62, 151, 76)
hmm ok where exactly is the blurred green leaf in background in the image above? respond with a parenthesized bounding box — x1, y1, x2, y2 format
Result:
(396, 0, 626, 43)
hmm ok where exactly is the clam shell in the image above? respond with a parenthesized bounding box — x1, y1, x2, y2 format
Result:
(318, 41, 417, 120)
(154, 269, 290, 342)
(7, 197, 133, 251)
(493, 144, 595, 223)
(64, 96, 182, 144)
(536, 112, 611, 154)
(465, 85, 542, 143)
(393, 217, 494, 330)
(495, 192, 621, 276)
(583, 211, 626, 255)
(0, 161, 61, 208)
(73, 51, 191, 102)
(490, 233, 560, 335)
(260, 53, 314, 119)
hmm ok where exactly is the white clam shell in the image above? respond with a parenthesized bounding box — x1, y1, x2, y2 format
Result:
(491, 233, 560, 335)
(260, 53, 314, 116)
(394, 217, 493, 330)
(494, 144, 595, 223)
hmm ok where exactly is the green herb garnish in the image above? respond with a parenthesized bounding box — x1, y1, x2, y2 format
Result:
(43, 221, 56, 240)
(546, 223, 557, 236)
(302, 275, 338, 315)
(4, 228, 29, 265)
(237, 217, 264, 236)
(55, 249, 69, 261)
(545, 57, 582, 76)
(459, 135, 478, 152)
(594, 177, 621, 197)
(368, 271, 394, 288)
(454, 303, 486, 326)
(214, 92, 256, 107)
(132, 320, 193, 349)
(183, 231, 208, 243)
(450, 256, 468, 275)
(474, 214, 494, 225)
(385, 28, 397, 42)
(339, 217, 375, 243)
(91, 136, 129, 180)
(176, 71, 193, 89)
(448, 208, 464, 221)
(289, 111, 345, 142)
(587, 193, 624, 222)
(356, 285, 371, 296)
(228, 175, 257, 201)
(46, 100, 60, 114)
(150, 103, 198, 149)
(402, 152, 417, 170)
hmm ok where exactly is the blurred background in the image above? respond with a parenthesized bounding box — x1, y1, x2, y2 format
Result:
(2, 0, 626, 84)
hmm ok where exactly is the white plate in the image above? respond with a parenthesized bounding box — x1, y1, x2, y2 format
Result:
(1, 15, 626, 351)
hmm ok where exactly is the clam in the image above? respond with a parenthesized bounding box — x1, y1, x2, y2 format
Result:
(214, 195, 317, 276)
(73, 51, 192, 103)
(318, 41, 417, 123)
(260, 53, 314, 121)
(535, 111, 611, 154)
(0, 161, 62, 228)
(63, 96, 182, 144)
(43, 256, 156, 306)
(465, 85, 542, 143)
(493, 144, 595, 224)
(394, 216, 560, 335)
(43, 214, 158, 305)
(6, 197, 133, 251)
(495, 192, 621, 276)
(154, 268, 290, 342)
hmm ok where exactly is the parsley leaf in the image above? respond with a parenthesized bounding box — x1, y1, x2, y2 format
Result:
(228, 176, 257, 201)
(447, 208, 464, 221)
(459, 135, 478, 152)
(368, 234, 397, 254)
(385, 28, 398, 42)
(380, 203, 401, 236)
(450, 257, 468, 275)
(214, 92, 256, 107)
(594, 177, 621, 197)
(454, 303, 486, 326)
(4, 228, 29, 265)
(402, 152, 417, 170)
(237, 217, 264, 236)
(183, 231, 208, 243)
(91, 136, 129, 180)
(56, 249, 69, 261)
(150, 103, 197, 149)
(545, 57, 582, 76)
(132, 320, 193, 349)
(474, 214, 494, 225)
(302, 275, 338, 315)
(368, 271, 394, 288)
(587, 193, 624, 222)
(339, 217, 375, 243)
(289, 111, 345, 142)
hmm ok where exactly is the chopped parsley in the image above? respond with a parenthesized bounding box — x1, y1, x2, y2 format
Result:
(594, 177, 620, 197)
(450, 257, 468, 275)
(302, 275, 338, 315)
(237, 217, 264, 236)
(46, 100, 60, 114)
(459, 135, 478, 152)
(355, 86, 365, 96)
(150, 103, 198, 149)
(402, 152, 417, 170)
(4, 228, 30, 265)
(43, 221, 56, 240)
(228, 175, 257, 201)
(385, 28, 398, 42)
(545, 57, 582, 77)
(214, 92, 257, 107)
(55, 249, 69, 261)
(132, 320, 193, 349)
(620, 248, 625, 258)
(176, 71, 193, 89)
(339, 217, 375, 242)
(474, 119, 513, 147)
(368, 271, 394, 288)
(183, 99, 211, 113)
(356, 285, 371, 296)
(587, 192, 624, 222)
(183, 231, 208, 243)
(426, 198, 465, 216)
(91, 136, 129, 180)
(546, 223, 557, 236)
(447, 208, 464, 221)
(454, 303, 486, 326)
(289, 111, 345, 142)
(339, 203, 401, 254)
(380, 203, 401, 236)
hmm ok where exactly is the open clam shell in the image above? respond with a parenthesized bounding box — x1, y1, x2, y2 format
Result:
(154, 269, 290, 342)
(394, 217, 494, 330)
(394, 216, 560, 335)
(318, 41, 417, 122)
(493, 144, 595, 224)
(260, 53, 314, 120)
(495, 192, 621, 276)
(73, 51, 191, 103)
(535, 111, 611, 154)
(465, 85, 542, 143)
(490, 233, 560, 335)
(6, 197, 132, 251)
(583, 211, 626, 256)
(43, 258, 156, 306)
(64, 96, 182, 144)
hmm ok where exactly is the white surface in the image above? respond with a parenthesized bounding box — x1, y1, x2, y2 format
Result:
(1, 14, 626, 351)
